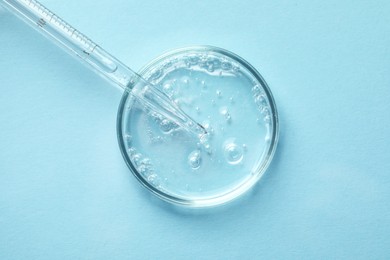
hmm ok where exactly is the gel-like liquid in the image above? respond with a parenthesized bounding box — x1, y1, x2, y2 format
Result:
(120, 50, 275, 202)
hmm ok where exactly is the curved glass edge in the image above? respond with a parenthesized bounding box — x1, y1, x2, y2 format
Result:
(116, 45, 279, 208)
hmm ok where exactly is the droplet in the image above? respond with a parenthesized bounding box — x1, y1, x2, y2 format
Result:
(224, 142, 243, 165)
(188, 150, 202, 170)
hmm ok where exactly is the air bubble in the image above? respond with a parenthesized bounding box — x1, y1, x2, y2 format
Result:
(216, 90, 222, 98)
(220, 106, 231, 122)
(188, 150, 202, 170)
(252, 84, 261, 93)
(201, 80, 206, 89)
(132, 153, 142, 166)
(150, 69, 163, 80)
(163, 83, 174, 97)
(160, 119, 173, 133)
(202, 120, 214, 135)
(127, 148, 136, 156)
(147, 173, 160, 187)
(124, 134, 132, 144)
(224, 141, 243, 165)
(221, 61, 232, 70)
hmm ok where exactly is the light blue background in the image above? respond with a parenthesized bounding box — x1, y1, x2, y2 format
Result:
(1, 0, 390, 259)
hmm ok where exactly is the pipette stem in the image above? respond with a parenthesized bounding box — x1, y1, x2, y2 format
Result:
(0, 0, 207, 139)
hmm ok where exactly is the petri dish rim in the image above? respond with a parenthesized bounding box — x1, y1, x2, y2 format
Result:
(117, 45, 279, 208)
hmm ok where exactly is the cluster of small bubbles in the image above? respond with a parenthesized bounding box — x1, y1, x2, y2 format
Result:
(261, 107, 271, 122)
(147, 173, 161, 188)
(252, 83, 272, 123)
(127, 147, 161, 188)
(127, 147, 137, 157)
(183, 54, 240, 74)
(138, 158, 152, 175)
(188, 150, 202, 170)
(255, 94, 267, 107)
(132, 153, 142, 166)
(224, 141, 244, 165)
(216, 90, 222, 98)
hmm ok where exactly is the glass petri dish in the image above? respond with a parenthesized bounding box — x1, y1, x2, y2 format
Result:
(117, 46, 278, 207)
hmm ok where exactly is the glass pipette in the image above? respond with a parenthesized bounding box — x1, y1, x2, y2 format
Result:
(0, 0, 208, 140)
